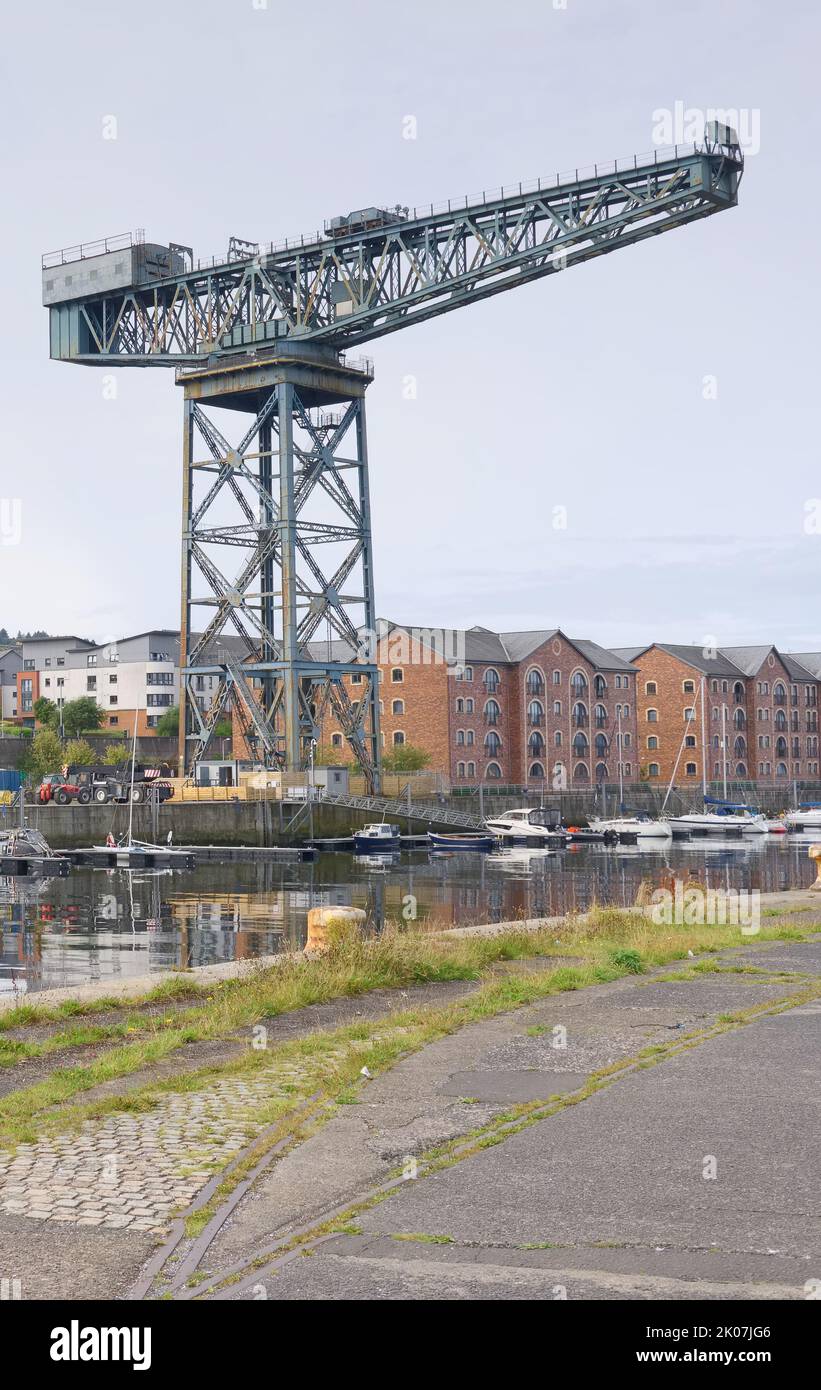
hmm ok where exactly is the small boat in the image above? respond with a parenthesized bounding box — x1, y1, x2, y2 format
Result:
(667, 802, 767, 836)
(353, 822, 401, 852)
(784, 804, 821, 832)
(588, 814, 672, 841)
(484, 808, 567, 846)
(428, 831, 496, 852)
(764, 819, 787, 835)
(564, 825, 620, 845)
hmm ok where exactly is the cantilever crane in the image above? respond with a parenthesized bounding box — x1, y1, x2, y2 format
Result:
(42, 124, 743, 788)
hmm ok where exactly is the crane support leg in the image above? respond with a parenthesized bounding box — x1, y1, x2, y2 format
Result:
(177, 345, 381, 791)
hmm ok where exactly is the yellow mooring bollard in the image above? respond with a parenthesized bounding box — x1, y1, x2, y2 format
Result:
(808, 844, 821, 891)
(305, 906, 367, 956)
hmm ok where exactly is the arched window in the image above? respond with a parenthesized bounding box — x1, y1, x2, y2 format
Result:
(572, 701, 588, 727)
(776, 761, 788, 777)
(572, 732, 589, 756)
(572, 761, 589, 783)
(529, 762, 545, 780)
(525, 667, 545, 696)
(775, 709, 787, 730)
(485, 761, 502, 780)
(647, 708, 658, 723)
(594, 733, 608, 758)
(774, 682, 786, 705)
(483, 668, 500, 693)
(528, 700, 544, 725)
(734, 735, 746, 755)
(466, 729, 474, 746)
(455, 698, 464, 714)
(647, 735, 658, 750)
(735, 762, 747, 777)
(648, 762, 660, 777)
(775, 736, 787, 757)
(456, 729, 465, 745)
(685, 762, 697, 776)
(733, 708, 746, 728)
(485, 730, 501, 755)
(595, 761, 608, 783)
(553, 699, 562, 716)
(467, 761, 475, 777)
(570, 669, 588, 695)
(393, 730, 405, 746)
(733, 681, 745, 704)
(484, 698, 500, 725)
(528, 731, 545, 755)
(594, 704, 607, 728)
(392, 698, 404, 715)
(457, 761, 465, 777)
(594, 674, 607, 697)
(465, 698, 474, 713)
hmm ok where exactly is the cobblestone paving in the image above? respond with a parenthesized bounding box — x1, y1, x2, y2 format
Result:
(0, 1068, 305, 1234)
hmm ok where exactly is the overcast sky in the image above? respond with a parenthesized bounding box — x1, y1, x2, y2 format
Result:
(2, 0, 819, 653)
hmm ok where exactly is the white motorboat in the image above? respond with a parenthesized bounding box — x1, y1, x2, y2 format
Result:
(589, 814, 672, 840)
(667, 804, 767, 836)
(784, 805, 821, 832)
(353, 822, 401, 852)
(484, 808, 566, 845)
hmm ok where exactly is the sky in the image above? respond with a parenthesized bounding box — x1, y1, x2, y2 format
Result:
(1, 0, 819, 654)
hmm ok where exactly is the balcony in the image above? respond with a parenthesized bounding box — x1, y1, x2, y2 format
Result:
(526, 682, 545, 698)
(594, 715, 608, 729)
(572, 714, 588, 728)
(528, 712, 544, 726)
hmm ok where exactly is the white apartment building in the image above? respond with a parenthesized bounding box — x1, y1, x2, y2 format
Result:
(19, 631, 180, 735)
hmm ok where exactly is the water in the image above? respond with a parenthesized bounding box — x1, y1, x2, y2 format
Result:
(1, 838, 816, 995)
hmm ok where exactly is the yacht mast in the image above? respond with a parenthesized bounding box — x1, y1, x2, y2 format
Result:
(700, 677, 708, 800)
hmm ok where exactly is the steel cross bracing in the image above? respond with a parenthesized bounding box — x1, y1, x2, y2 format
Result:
(179, 359, 381, 785)
(53, 142, 742, 367)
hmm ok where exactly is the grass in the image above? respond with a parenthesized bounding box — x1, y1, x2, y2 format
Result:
(0, 909, 817, 1153)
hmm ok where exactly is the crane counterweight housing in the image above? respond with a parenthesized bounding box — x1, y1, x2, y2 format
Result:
(41, 131, 743, 786)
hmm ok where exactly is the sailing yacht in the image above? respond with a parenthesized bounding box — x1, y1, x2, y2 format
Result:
(589, 707, 672, 839)
(666, 802, 768, 836)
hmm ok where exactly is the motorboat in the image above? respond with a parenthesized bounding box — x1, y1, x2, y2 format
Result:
(483, 808, 567, 846)
(428, 832, 496, 851)
(764, 818, 788, 835)
(588, 814, 672, 841)
(784, 804, 821, 832)
(666, 803, 767, 836)
(353, 822, 401, 852)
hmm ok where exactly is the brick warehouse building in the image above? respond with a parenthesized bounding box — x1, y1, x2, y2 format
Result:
(231, 623, 640, 788)
(617, 643, 821, 789)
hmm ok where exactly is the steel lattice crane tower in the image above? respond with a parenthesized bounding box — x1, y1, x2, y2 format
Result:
(41, 124, 743, 789)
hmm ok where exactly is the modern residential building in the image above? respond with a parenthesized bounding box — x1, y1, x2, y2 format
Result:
(0, 644, 21, 722)
(17, 632, 180, 736)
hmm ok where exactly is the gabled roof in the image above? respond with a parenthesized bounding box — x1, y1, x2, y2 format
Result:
(636, 643, 747, 678)
(718, 645, 779, 677)
(568, 638, 637, 674)
(611, 646, 648, 663)
(784, 652, 821, 680)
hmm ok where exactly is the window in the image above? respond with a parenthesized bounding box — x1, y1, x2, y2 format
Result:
(594, 674, 607, 697)
(647, 735, 659, 750)
(529, 762, 545, 780)
(87, 654, 97, 666)
(56, 677, 64, 687)
(457, 729, 465, 745)
(485, 730, 501, 755)
(648, 762, 660, 777)
(109, 674, 117, 684)
(525, 668, 545, 696)
(109, 695, 118, 706)
(683, 707, 695, 721)
(392, 699, 404, 715)
(645, 681, 657, 695)
(528, 700, 544, 725)
(331, 733, 342, 747)
(57, 657, 64, 667)
(552, 670, 561, 685)
(485, 762, 502, 779)
(456, 698, 464, 714)
(553, 700, 562, 716)
(685, 735, 696, 747)
(457, 761, 465, 778)
(554, 730, 562, 747)
(393, 731, 405, 746)
(467, 762, 475, 777)
(44, 677, 50, 688)
(350, 672, 363, 684)
(685, 762, 697, 776)
(391, 668, 403, 683)
(528, 731, 545, 755)
(44, 658, 51, 668)
(483, 668, 500, 693)
(646, 708, 658, 723)
(465, 698, 474, 714)
(466, 730, 474, 746)
(23, 660, 34, 671)
(683, 680, 695, 694)
(484, 698, 500, 725)
(570, 670, 588, 694)
(110, 717, 118, 727)
(87, 677, 97, 691)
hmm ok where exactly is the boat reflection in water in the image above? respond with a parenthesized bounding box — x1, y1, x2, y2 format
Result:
(0, 835, 814, 994)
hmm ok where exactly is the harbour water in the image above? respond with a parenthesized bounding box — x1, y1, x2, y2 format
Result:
(1, 837, 816, 995)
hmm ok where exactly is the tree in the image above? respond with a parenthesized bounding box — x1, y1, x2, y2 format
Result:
(102, 743, 127, 765)
(33, 696, 59, 729)
(64, 739, 96, 767)
(381, 742, 431, 773)
(24, 729, 64, 777)
(155, 705, 179, 736)
(62, 697, 104, 737)
(315, 742, 353, 768)
(213, 718, 232, 739)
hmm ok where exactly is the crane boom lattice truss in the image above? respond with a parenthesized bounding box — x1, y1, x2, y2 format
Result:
(42, 134, 743, 784)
